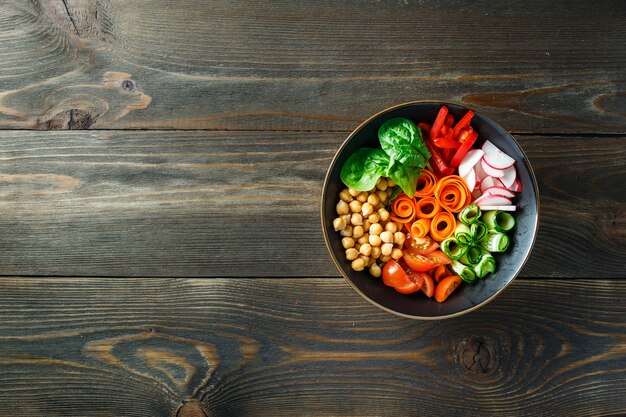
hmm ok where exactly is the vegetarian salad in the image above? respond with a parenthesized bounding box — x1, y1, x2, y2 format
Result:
(332, 106, 521, 303)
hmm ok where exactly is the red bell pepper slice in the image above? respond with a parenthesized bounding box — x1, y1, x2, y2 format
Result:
(449, 131, 479, 168)
(453, 110, 474, 138)
(432, 136, 460, 149)
(417, 122, 432, 137)
(445, 113, 454, 127)
(431, 106, 449, 139)
(424, 137, 453, 177)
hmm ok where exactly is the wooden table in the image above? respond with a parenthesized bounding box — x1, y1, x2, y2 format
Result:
(0, 1, 624, 416)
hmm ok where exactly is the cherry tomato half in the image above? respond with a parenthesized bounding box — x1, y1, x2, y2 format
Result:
(403, 250, 436, 272)
(404, 234, 439, 255)
(435, 275, 463, 303)
(427, 250, 452, 265)
(382, 260, 411, 288)
(421, 274, 435, 298)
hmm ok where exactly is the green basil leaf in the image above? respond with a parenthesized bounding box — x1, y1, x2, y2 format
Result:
(388, 162, 420, 198)
(379, 118, 430, 167)
(340, 148, 390, 191)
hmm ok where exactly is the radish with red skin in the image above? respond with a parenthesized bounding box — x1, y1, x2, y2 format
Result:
(481, 158, 505, 177)
(509, 177, 522, 192)
(474, 160, 488, 181)
(458, 149, 484, 178)
(493, 177, 506, 188)
(482, 140, 516, 169)
(460, 168, 476, 193)
(479, 205, 517, 211)
(480, 176, 496, 193)
(483, 186, 516, 198)
(499, 166, 517, 189)
(475, 194, 512, 206)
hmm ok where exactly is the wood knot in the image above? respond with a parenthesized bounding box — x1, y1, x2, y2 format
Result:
(457, 337, 497, 375)
(176, 402, 210, 417)
(121, 80, 134, 91)
(37, 109, 94, 130)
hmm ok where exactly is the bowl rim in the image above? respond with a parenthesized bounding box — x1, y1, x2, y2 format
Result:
(321, 100, 540, 320)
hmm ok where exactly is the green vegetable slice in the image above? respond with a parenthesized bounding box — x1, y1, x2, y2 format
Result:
(459, 244, 483, 265)
(480, 230, 510, 252)
(340, 148, 390, 191)
(378, 118, 430, 168)
(455, 223, 472, 245)
(451, 260, 476, 284)
(459, 204, 481, 225)
(388, 162, 420, 198)
(471, 221, 488, 242)
(482, 210, 516, 233)
(474, 252, 496, 279)
(440, 237, 468, 261)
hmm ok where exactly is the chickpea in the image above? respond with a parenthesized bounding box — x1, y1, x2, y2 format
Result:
(368, 212, 380, 224)
(341, 237, 355, 249)
(368, 234, 382, 247)
(341, 214, 351, 224)
(351, 258, 365, 271)
(376, 190, 388, 203)
(391, 248, 403, 260)
(371, 246, 382, 259)
(358, 255, 370, 264)
(339, 189, 352, 203)
(333, 217, 346, 231)
(340, 225, 353, 237)
(349, 200, 362, 213)
(348, 188, 360, 197)
(380, 231, 394, 243)
(387, 178, 396, 187)
(378, 208, 390, 221)
(350, 213, 363, 226)
(362, 202, 374, 217)
(354, 243, 361, 252)
(357, 234, 369, 245)
(367, 257, 377, 267)
(360, 243, 372, 256)
(367, 193, 379, 206)
(369, 223, 383, 235)
(393, 231, 406, 246)
(381, 243, 393, 256)
(357, 192, 368, 203)
(369, 263, 382, 278)
(345, 248, 359, 261)
(352, 225, 364, 239)
(362, 220, 371, 232)
(384, 222, 397, 233)
(376, 178, 388, 191)
(336, 200, 349, 215)
(380, 255, 391, 263)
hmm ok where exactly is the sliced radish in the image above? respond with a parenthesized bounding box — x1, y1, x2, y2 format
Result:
(478, 205, 517, 211)
(475, 194, 512, 206)
(509, 178, 522, 192)
(500, 166, 517, 189)
(458, 149, 484, 178)
(483, 186, 516, 198)
(474, 160, 488, 181)
(471, 189, 482, 200)
(480, 176, 496, 193)
(493, 177, 506, 188)
(481, 158, 505, 178)
(460, 168, 476, 193)
(482, 140, 516, 169)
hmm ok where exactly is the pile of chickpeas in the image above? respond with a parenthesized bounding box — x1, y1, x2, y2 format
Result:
(333, 177, 407, 277)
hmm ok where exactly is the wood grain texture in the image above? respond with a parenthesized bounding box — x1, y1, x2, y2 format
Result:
(0, 1, 625, 132)
(0, 130, 622, 278)
(0, 277, 623, 417)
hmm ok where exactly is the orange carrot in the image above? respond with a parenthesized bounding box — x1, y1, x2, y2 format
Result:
(433, 175, 471, 213)
(414, 169, 438, 197)
(430, 211, 456, 242)
(410, 218, 431, 238)
(414, 196, 441, 219)
(389, 193, 416, 223)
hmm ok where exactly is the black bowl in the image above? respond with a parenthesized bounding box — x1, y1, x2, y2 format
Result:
(321, 101, 539, 319)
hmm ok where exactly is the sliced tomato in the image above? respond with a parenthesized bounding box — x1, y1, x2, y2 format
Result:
(404, 234, 439, 255)
(432, 264, 451, 283)
(421, 274, 435, 298)
(427, 250, 452, 265)
(405, 268, 426, 289)
(382, 260, 411, 288)
(402, 250, 436, 272)
(394, 281, 421, 294)
(435, 275, 463, 303)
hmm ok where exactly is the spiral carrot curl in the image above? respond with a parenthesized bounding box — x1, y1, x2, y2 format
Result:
(389, 193, 416, 223)
(430, 211, 457, 242)
(414, 196, 441, 219)
(410, 218, 432, 238)
(434, 175, 471, 213)
(414, 169, 437, 197)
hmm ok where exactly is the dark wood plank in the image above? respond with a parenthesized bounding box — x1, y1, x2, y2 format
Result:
(0, 1, 625, 132)
(0, 277, 623, 416)
(0, 130, 623, 278)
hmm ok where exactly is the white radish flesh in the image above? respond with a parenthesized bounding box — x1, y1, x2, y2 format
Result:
(483, 186, 516, 198)
(509, 178, 522, 192)
(458, 149, 484, 178)
(478, 205, 517, 211)
(480, 176, 496, 193)
(461, 168, 476, 193)
(482, 140, 516, 169)
(481, 158, 505, 178)
(475, 194, 512, 206)
(500, 166, 517, 189)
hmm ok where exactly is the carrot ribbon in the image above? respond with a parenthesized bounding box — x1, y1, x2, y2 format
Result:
(430, 211, 456, 242)
(414, 197, 440, 219)
(410, 218, 431, 238)
(414, 169, 437, 197)
(434, 175, 471, 213)
(389, 193, 416, 223)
